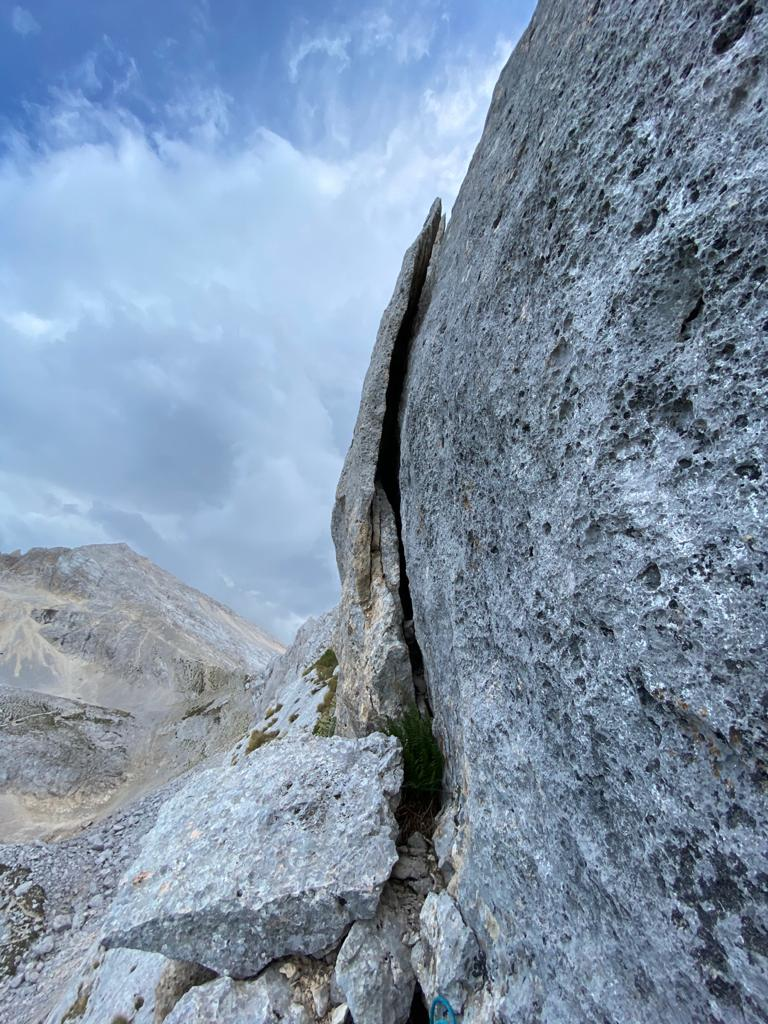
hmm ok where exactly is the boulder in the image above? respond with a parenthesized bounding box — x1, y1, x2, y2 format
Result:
(102, 734, 402, 976)
(331, 201, 443, 736)
(334, 884, 417, 1024)
(410, 892, 483, 1014)
(163, 967, 312, 1024)
(396, 0, 768, 1019)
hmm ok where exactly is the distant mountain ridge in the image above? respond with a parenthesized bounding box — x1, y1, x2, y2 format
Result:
(0, 543, 283, 711)
(0, 543, 284, 840)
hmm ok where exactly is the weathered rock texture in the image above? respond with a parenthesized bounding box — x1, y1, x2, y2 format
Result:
(332, 201, 443, 736)
(103, 734, 402, 977)
(393, 1, 768, 1021)
(163, 968, 313, 1024)
(335, 883, 418, 1024)
(43, 945, 213, 1024)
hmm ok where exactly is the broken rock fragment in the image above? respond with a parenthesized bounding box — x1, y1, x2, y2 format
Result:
(102, 734, 402, 977)
(163, 967, 312, 1024)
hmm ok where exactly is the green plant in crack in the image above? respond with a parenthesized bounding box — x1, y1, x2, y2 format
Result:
(303, 648, 338, 683)
(312, 673, 338, 737)
(384, 707, 443, 800)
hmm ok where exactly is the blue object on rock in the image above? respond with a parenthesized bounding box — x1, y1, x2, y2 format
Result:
(430, 995, 457, 1023)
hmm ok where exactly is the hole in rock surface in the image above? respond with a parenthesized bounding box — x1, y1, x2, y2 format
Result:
(408, 983, 430, 1023)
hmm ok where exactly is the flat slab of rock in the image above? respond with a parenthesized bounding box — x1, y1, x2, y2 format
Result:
(102, 734, 401, 977)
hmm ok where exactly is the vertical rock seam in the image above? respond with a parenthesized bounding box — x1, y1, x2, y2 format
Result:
(332, 200, 442, 736)
(374, 221, 440, 688)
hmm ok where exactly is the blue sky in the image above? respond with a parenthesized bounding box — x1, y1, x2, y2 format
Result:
(0, 0, 534, 640)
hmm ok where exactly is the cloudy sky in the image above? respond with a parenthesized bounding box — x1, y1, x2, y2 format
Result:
(0, 0, 534, 641)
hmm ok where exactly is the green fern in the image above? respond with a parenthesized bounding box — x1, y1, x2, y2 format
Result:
(384, 707, 443, 800)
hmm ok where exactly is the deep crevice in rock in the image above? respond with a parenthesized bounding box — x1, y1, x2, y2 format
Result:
(374, 238, 434, 704)
(408, 981, 430, 1023)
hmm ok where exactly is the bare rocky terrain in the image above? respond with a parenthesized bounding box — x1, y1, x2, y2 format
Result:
(1, 0, 766, 1022)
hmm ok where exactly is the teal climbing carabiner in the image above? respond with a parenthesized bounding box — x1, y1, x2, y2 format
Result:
(430, 995, 457, 1023)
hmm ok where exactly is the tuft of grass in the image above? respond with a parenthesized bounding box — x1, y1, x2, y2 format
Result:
(303, 648, 338, 684)
(312, 671, 338, 737)
(62, 984, 91, 1022)
(264, 703, 283, 718)
(383, 708, 443, 801)
(245, 728, 279, 755)
(313, 711, 336, 737)
(288, 712, 299, 723)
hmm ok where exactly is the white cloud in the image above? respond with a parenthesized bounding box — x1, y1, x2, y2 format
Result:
(11, 5, 40, 36)
(288, 33, 351, 83)
(0, 34, 517, 640)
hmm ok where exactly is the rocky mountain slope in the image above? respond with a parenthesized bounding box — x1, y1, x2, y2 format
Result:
(1, 1, 766, 1022)
(0, 543, 283, 840)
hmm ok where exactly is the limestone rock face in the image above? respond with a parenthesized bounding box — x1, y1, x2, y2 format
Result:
(410, 892, 482, 1015)
(332, 202, 442, 736)
(102, 734, 402, 977)
(249, 607, 339, 739)
(396, 1, 768, 1021)
(43, 946, 212, 1024)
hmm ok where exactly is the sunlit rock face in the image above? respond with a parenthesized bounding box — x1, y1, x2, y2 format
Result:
(397, 1, 768, 1020)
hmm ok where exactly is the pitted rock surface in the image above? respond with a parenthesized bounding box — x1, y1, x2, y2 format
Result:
(102, 734, 402, 976)
(397, 0, 768, 1021)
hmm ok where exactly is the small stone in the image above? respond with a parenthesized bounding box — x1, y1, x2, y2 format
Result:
(406, 832, 428, 854)
(24, 968, 40, 983)
(278, 962, 299, 981)
(331, 1004, 350, 1024)
(408, 877, 433, 898)
(88, 894, 104, 910)
(8, 974, 22, 990)
(311, 981, 330, 1018)
(52, 914, 72, 932)
(32, 935, 54, 956)
(89, 838, 106, 852)
(14, 881, 34, 897)
(391, 855, 426, 881)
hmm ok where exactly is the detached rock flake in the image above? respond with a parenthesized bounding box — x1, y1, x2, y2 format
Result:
(102, 734, 402, 977)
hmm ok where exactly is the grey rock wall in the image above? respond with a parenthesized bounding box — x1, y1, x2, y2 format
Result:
(398, 1, 768, 1021)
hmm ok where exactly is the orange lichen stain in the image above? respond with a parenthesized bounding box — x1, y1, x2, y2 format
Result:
(189, 828, 203, 840)
(158, 882, 171, 896)
(132, 871, 153, 886)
